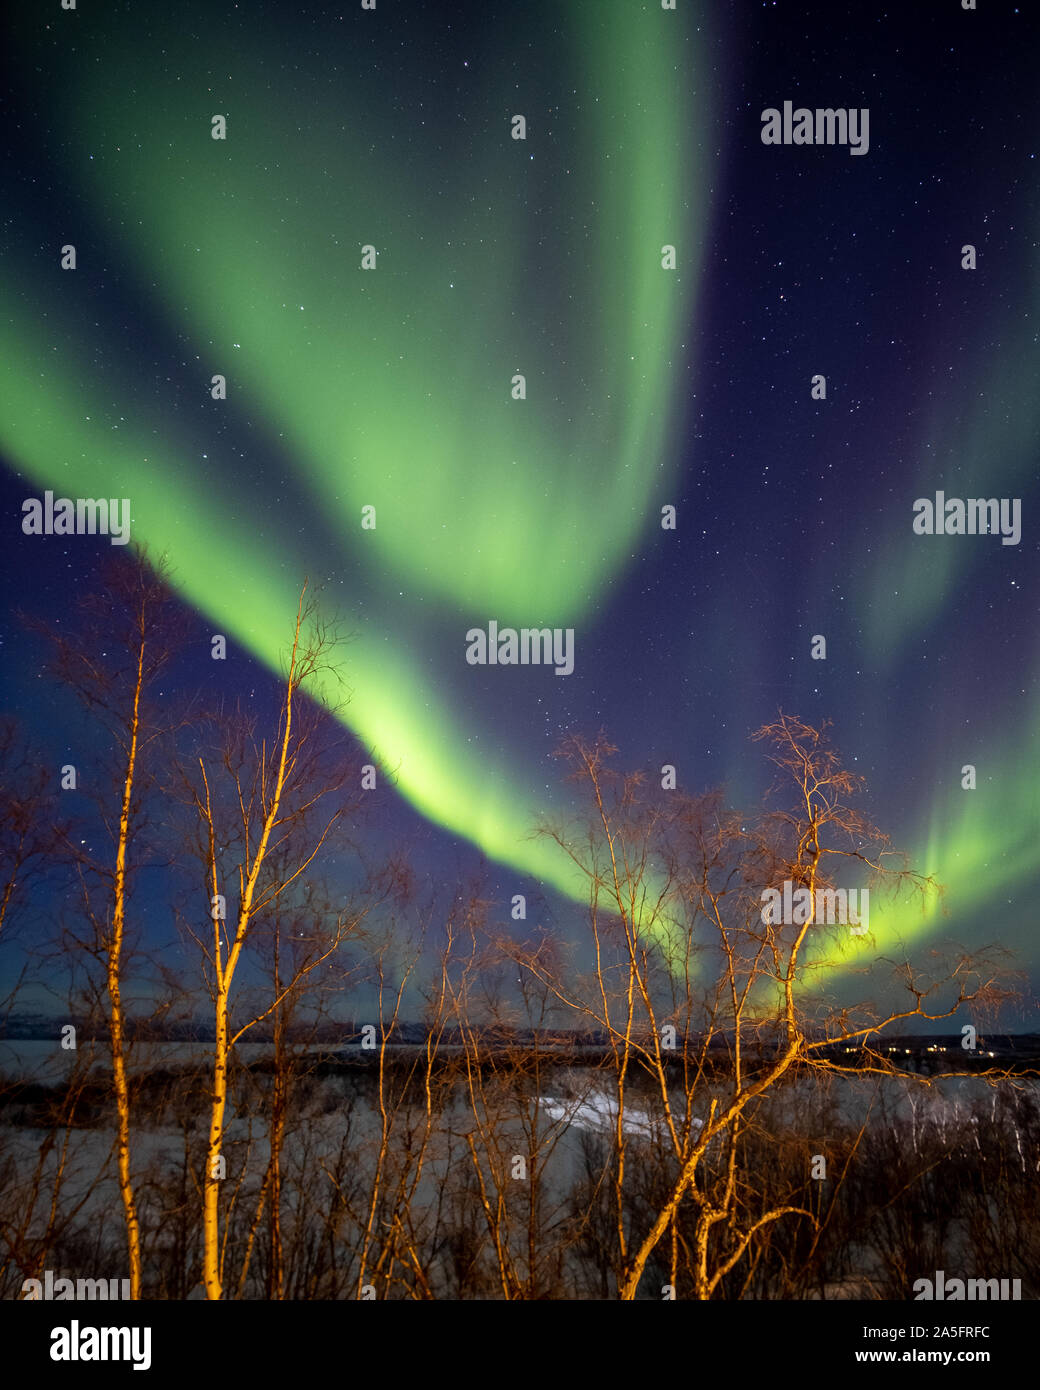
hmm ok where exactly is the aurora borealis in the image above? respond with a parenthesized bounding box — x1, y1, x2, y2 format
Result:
(2, 0, 1038, 1013)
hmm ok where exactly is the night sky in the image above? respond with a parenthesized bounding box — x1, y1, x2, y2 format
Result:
(2, 0, 1038, 1020)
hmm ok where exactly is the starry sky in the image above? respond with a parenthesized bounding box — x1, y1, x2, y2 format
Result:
(1, 0, 1038, 1021)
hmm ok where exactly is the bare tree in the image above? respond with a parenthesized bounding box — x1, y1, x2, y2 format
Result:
(507, 715, 1015, 1298)
(179, 586, 367, 1300)
(29, 551, 186, 1299)
(0, 719, 68, 953)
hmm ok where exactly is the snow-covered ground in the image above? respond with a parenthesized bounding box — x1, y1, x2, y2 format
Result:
(537, 1089, 702, 1140)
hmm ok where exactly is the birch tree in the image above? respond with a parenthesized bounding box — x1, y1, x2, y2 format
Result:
(181, 587, 365, 1300)
(511, 716, 1013, 1299)
(33, 551, 184, 1299)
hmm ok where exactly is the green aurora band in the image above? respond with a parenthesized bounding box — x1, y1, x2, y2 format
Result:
(0, 5, 708, 924)
(2, 4, 1036, 984)
(851, 232, 1040, 977)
